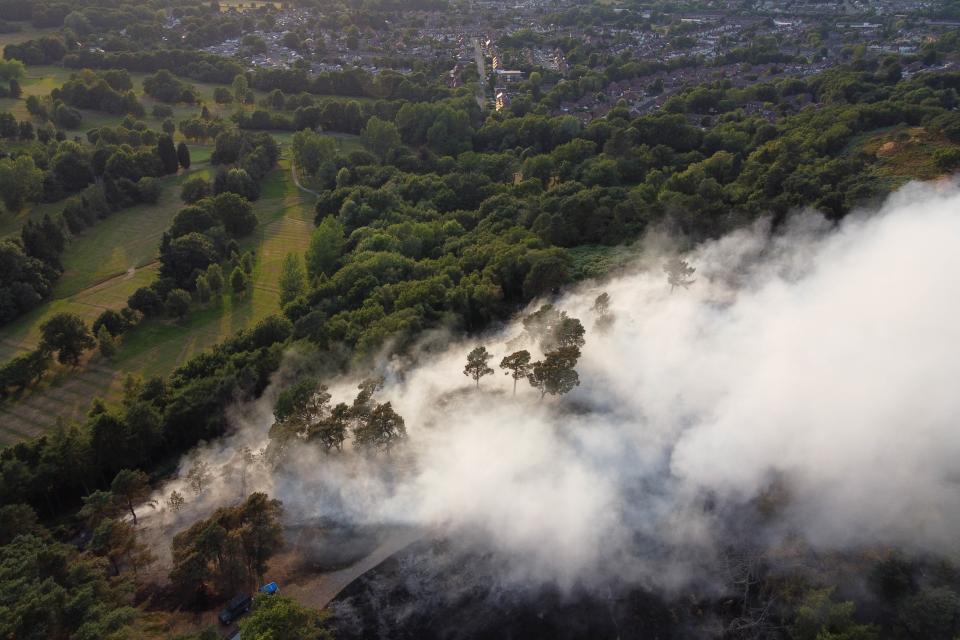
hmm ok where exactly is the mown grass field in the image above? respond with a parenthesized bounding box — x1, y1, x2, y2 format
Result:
(0, 149, 317, 445)
(0, 54, 366, 444)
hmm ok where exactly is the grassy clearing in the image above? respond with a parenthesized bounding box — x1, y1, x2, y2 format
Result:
(860, 126, 957, 184)
(52, 178, 193, 297)
(0, 153, 316, 444)
(0, 25, 59, 51)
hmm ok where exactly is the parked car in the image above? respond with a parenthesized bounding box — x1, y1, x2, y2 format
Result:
(218, 593, 252, 625)
(227, 630, 241, 640)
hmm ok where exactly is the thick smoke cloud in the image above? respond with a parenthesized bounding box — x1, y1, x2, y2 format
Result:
(147, 180, 960, 590)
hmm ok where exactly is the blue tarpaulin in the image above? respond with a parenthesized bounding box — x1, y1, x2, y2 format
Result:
(259, 582, 278, 595)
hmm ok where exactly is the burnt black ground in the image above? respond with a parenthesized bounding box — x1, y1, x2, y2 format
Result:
(325, 539, 706, 640)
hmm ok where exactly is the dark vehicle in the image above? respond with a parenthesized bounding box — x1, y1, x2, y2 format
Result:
(227, 631, 241, 640)
(218, 593, 252, 625)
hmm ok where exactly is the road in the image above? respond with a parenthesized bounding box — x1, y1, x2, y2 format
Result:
(473, 37, 487, 110)
(283, 527, 423, 610)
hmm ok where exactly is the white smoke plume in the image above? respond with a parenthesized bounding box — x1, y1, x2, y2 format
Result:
(144, 180, 960, 591)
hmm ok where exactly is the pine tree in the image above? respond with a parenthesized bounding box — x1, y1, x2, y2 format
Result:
(97, 325, 117, 358)
(157, 134, 179, 174)
(177, 141, 191, 170)
(464, 346, 494, 388)
(664, 257, 696, 292)
(500, 350, 531, 395)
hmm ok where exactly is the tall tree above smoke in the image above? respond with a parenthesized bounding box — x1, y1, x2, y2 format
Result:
(664, 257, 696, 292)
(522, 304, 586, 352)
(592, 292, 611, 316)
(500, 350, 532, 395)
(464, 346, 494, 388)
(110, 469, 151, 525)
(528, 346, 581, 399)
(592, 292, 614, 332)
(354, 402, 407, 452)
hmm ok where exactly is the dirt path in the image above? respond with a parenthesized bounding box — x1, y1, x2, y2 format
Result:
(284, 527, 422, 610)
(290, 159, 320, 198)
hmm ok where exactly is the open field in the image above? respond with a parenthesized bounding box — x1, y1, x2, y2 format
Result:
(0, 24, 59, 51)
(861, 126, 956, 184)
(0, 152, 316, 445)
(0, 59, 353, 444)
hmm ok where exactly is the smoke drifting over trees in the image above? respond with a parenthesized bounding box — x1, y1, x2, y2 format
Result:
(145, 181, 960, 595)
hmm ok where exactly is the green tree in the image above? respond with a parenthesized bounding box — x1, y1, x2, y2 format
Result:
(232, 73, 249, 103)
(791, 588, 879, 640)
(305, 216, 344, 279)
(168, 490, 185, 512)
(354, 402, 406, 452)
(128, 286, 163, 316)
(426, 107, 473, 156)
(897, 587, 959, 640)
(241, 251, 255, 274)
(239, 492, 284, 582)
(177, 141, 191, 169)
(311, 403, 350, 453)
(90, 517, 154, 576)
(110, 469, 151, 525)
(230, 266, 248, 295)
(279, 253, 306, 307)
(554, 316, 585, 350)
(186, 459, 212, 496)
(0, 535, 138, 638)
(527, 347, 580, 400)
(97, 324, 117, 358)
(0, 504, 42, 546)
(169, 492, 283, 603)
(214, 86, 233, 104)
(78, 489, 119, 528)
(0, 58, 25, 84)
(664, 257, 696, 291)
(159, 232, 218, 287)
(195, 274, 212, 303)
(181, 176, 210, 203)
(239, 594, 331, 640)
(212, 191, 257, 237)
(500, 350, 531, 395)
(464, 345, 494, 388)
(157, 134, 180, 174)
(223, 167, 259, 201)
(206, 263, 225, 294)
(592, 292, 610, 315)
(166, 288, 192, 319)
(360, 115, 402, 160)
(0, 155, 43, 212)
(40, 312, 95, 365)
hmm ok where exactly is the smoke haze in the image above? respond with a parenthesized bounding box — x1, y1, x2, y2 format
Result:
(148, 180, 960, 591)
